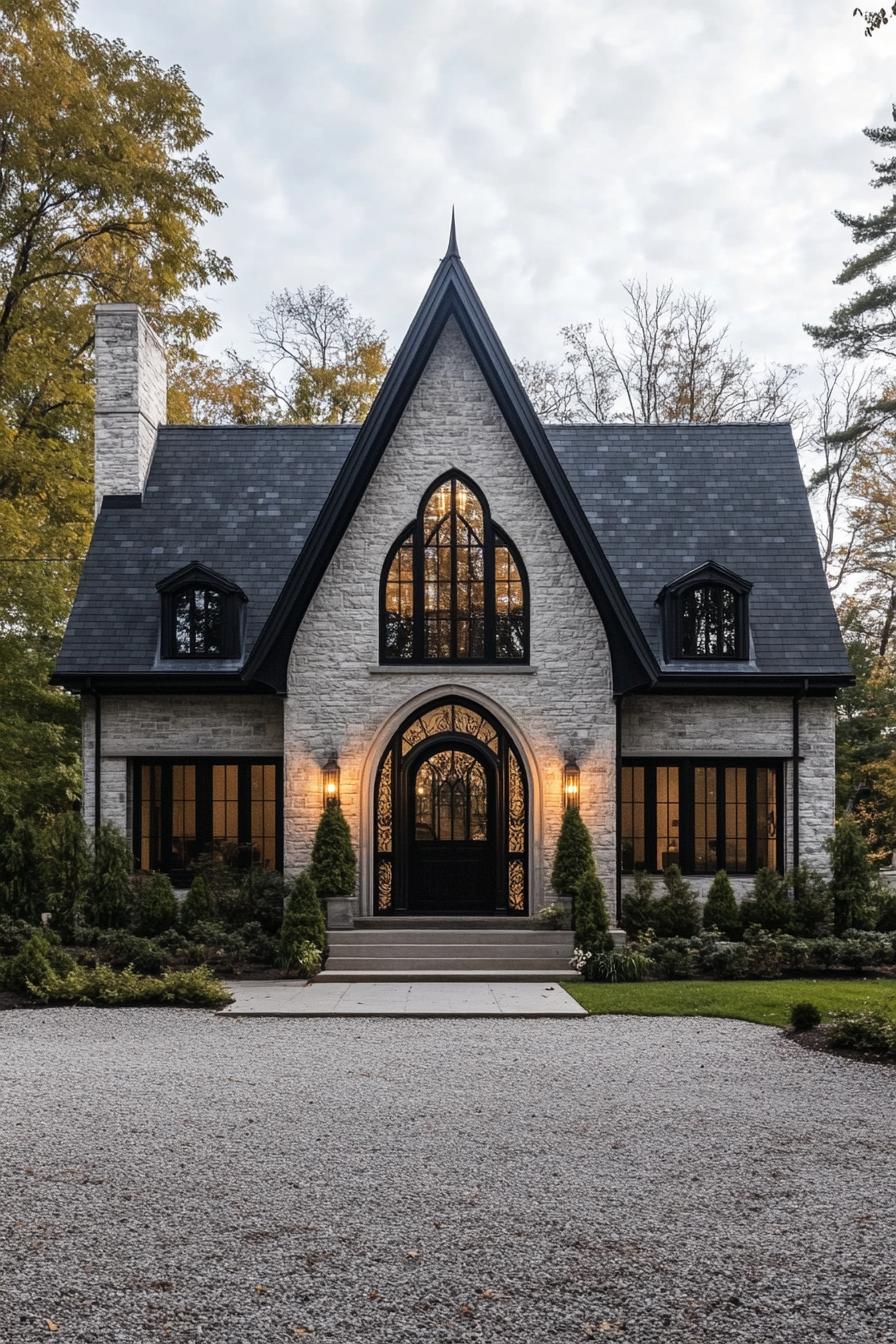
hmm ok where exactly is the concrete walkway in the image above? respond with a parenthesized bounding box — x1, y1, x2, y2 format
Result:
(220, 978, 586, 1017)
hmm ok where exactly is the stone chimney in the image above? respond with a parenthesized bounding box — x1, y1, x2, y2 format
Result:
(93, 304, 167, 516)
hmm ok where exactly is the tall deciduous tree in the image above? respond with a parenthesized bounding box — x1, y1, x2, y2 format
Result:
(253, 284, 388, 424)
(517, 280, 802, 428)
(0, 0, 233, 811)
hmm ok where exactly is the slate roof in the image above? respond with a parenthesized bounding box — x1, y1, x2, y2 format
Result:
(55, 417, 851, 688)
(549, 422, 852, 680)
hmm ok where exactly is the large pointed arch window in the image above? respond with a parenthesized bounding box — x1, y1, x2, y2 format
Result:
(381, 474, 528, 663)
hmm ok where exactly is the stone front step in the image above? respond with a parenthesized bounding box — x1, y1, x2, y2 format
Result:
(320, 919, 589, 980)
(315, 969, 582, 983)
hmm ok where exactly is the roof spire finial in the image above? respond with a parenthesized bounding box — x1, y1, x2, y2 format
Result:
(446, 205, 459, 259)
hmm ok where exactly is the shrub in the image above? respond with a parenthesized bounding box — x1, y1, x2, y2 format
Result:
(701, 870, 740, 939)
(574, 872, 610, 957)
(839, 929, 892, 971)
(42, 811, 90, 941)
(829, 814, 874, 934)
(872, 877, 896, 933)
(790, 1001, 822, 1032)
(740, 868, 793, 934)
(93, 930, 165, 975)
(130, 872, 179, 937)
(551, 807, 595, 904)
(154, 927, 194, 959)
(743, 928, 785, 978)
(236, 921, 278, 963)
(652, 866, 700, 938)
(791, 865, 833, 938)
(698, 940, 750, 979)
(180, 873, 217, 930)
(828, 1008, 896, 1054)
(228, 867, 288, 934)
(0, 914, 36, 957)
(84, 824, 133, 929)
(810, 935, 847, 971)
(188, 920, 249, 971)
(6, 931, 74, 994)
(774, 934, 811, 972)
(589, 947, 652, 982)
(0, 812, 44, 923)
(280, 871, 327, 975)
(621, 869, 656, 940)
(534, 902, 567, 930)
(310, 804, 356, 899)
(22, 960, 231, 1008)
(645, 936, 695, 979)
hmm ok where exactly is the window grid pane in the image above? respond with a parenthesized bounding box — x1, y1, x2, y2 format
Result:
(724, 766, 748, 872)
(756, 768, 778, 870)
(620, 765, 646, 872)
(693, 766, 718, 873)
(655, 766, 680, 870)
(680, 584, 738, 658)
(250, 763, 277, 869)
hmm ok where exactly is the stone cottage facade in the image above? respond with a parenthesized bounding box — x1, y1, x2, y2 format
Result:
(54, 228, 851, 922)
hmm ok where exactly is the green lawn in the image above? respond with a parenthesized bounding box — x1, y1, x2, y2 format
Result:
(564, 978, 896, 1027)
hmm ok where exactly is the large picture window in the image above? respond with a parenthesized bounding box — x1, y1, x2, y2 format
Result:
(133, 758, 282, 884)
(620, 759, 782, 876)
(381, 473, 528, 664)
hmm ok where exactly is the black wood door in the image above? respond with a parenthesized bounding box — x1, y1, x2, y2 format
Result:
(406, 744, 496, 915)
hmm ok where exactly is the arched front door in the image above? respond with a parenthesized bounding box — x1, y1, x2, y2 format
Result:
(373, 699, 528, 916)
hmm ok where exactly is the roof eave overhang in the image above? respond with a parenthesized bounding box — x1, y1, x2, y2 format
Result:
(242, 254, 658, 696)
(51, 671, 281, 695)
(643, 672, 853, 695)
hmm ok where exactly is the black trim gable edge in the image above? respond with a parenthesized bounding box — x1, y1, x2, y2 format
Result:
(242, 253, 658, 695)
(50, 672, 280, 694)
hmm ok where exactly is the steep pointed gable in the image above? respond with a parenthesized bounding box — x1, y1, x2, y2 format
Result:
(245, 228, 658, 693)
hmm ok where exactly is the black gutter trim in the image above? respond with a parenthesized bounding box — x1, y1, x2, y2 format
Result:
(94, 688, 101, 835)
(51, 673, 279, 695)
(615, 694, 623, 924)
(241, 252, 657, 696)
(645, 675, 851, 695)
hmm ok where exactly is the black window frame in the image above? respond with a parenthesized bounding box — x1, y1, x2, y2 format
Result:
(156, 563, 246, 661)
(132, 757, 283, 886)
(379, 471, 530, 665)
(658, 563, 752, 662)
(620, 757, 784, 876)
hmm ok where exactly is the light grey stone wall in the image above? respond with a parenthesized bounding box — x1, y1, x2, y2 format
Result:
(94, 304, 167, 515)
(82, 694, 284, 836)
(284, 317, 616, 913)
(620, 693, 837, 901)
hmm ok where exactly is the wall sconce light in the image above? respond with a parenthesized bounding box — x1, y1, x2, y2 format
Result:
(563, 757, 580, 810)
(322, 753, 340, 810)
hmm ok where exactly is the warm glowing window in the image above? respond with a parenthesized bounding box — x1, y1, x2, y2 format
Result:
(380, 474, 528, 663)
(621, 760, 781, 875)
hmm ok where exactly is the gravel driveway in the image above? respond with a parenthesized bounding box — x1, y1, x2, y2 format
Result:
(1, 1008, 894, 1343)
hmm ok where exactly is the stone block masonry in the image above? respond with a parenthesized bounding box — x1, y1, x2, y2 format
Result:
(82, 695, 284, 833)
(285, 317, 616, 914)
(94, 304, 167, 515)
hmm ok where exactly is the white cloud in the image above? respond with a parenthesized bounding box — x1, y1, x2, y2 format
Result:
(77, 0, 896, 375)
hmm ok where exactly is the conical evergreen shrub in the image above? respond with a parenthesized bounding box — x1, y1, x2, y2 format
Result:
(180, 873, 217, 931)
(653, 864, 700, 938)
(701, 870, 741, 939)
(791, 864, 833, 937)
(42, 812, 90, 941)
(85, 824, 133, 929)
(131, 871, 179, 937)
(551, 807, 596, 903)
(740, 867, 793, 933)
(0, 811, 43, 923)
(310, 804, 356, 898)
(280, 871, 326, 975)
(829, 814, 873, 933)
(621, 869, 656, 939)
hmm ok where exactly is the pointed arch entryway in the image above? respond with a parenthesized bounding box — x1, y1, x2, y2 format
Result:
(372, 697, 530, 916)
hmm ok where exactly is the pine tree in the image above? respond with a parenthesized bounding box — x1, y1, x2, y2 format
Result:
(701, 870, 741, 939)
(130, 872, 179, 937)
(791, 865, 833, 937)
(309, 804, 356, 898)
(180, 873, 217, 931)
(806, 106, 896, 431)
(740, 868, 794, 934)
(574, 872, 610, 955)
(551, 807, 596, 902)
(280, 871, 326, 975)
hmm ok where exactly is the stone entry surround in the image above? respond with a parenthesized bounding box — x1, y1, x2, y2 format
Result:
(220, 979, 586, 1016)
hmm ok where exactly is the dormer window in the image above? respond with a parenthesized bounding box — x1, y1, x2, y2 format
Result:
(658, 563, 751, 663)
(157, 563, 245, 660)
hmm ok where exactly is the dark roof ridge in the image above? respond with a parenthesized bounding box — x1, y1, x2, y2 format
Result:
(543, 420, 795, 430)
(159, 422, 361, 432)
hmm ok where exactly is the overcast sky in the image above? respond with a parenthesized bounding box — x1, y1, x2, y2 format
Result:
(78, 0, 894, 375)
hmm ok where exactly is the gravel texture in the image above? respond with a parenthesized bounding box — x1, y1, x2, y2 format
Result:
(1, 1008, 894, 1343)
